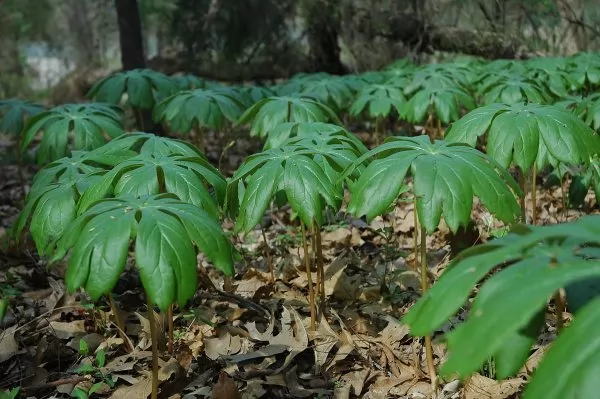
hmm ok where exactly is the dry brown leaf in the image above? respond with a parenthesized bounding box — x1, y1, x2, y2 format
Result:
(49, 320, 87, 339)
(323, 254, 360, 300)
(241, 306, 308, 373)
(205, 331, 243, 360)
(211, 371, 241, 399)
(464, 373, 524, 399)
(0, 325, 19, 362)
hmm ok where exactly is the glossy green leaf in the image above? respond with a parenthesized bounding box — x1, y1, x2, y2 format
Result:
(154, 88, 246, 133)
(87, 69, 178, 109)
(0, 98, 45, 136)
(263, 121, 367, 152)
(10, 150, 125, 255)
(95, 131, 204, 158)
(20, 103, 125, 164)
(227, 136, 364, 231)
(522, 295, 600, 399)
(445, 103, 600, 172)
(349, 83, 407, 119)
(402, 86, 476, 124)
(300, 77, 356, 111)
(345, 135, 521, 233)
(493, 307, 545, 379)
(77, 152, 226, 218)
(52, 194, 234, 311)
(235, 96, 342, 140)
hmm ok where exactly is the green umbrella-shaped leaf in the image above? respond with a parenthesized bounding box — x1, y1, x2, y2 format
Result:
(154, 88, 246, 133)
(345, 135, 521, 233)
(77, 152, 226, 218)
(445, 103, 600, 172)
(522, 295, 600, 399)
(53, 194, 234, 311)
(0, 98, 45, 136)
(235, 96, 342, 140)
(20, 103, 125, 164)
(87, 69, 178, 109)
(227, 136, 363, 231)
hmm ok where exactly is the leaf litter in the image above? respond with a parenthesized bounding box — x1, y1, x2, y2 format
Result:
(0, 131, 597, 399)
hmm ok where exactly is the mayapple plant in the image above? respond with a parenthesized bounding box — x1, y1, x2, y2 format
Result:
(21, 103, 125, 164)
(342, 134, 522, 387)
(226, 133, 366, 330)
(49, 193, 235, 399)
(350, 83, 407, 144)
(403, 214, 600, 399)
(261, 121, 367, 151)
(445, 102, 600, 223)
(0, 98, 46, 192)
(401, 66, 476, 138)
(235, 96, 342, 141)
(11, 149, 132, 257)
(87, 68, 178, 131)
(153, 88, 246, 153)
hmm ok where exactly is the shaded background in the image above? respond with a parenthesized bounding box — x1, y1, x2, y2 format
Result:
(2, 0, 599, 103)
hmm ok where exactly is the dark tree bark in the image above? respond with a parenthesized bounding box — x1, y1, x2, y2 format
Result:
(304, 0, 347, 75)
(115, 0, 145, 69)
(114, 0, 163, 134)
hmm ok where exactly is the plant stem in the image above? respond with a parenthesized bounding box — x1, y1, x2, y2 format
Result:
(136, 108, 145, 132)
(314, 222, 325, 303)
(108, 294, 133, 353)
(531, 163, 537, 225)
(413, 197, 419, 271)
(193, 124, 205, 154)
(375, 116, 381, 146)
(167, 304, 174, 354)
(301, 221, 316, 331)
(261, 227, 274, 283)
(420, 226, 437, 393)
(554, 288, 565, 332)
(437, 118, 442, 139)
(518, 168, 528, 224)
(147, 297, 159, 399)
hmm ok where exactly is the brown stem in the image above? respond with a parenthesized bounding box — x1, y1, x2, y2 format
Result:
(420, 226, 437, 393)
(531, 163, 538, 225)
(301, 221, 316, 331)
(314, 222, 325, 303)
(413, 197, 419, 271)
(437, 117, 442, 139)
(261, 227, 274, 283)
(518, 168, 528, 224)
(136, 108, 145, 132)
(554, 289, 565, 332)
(560, 175, 567, 222)
(167, 304, 174, 354)
(193, 125, 205, 154)
(108, 294, 133, 353)
(147, 297, 159, 399)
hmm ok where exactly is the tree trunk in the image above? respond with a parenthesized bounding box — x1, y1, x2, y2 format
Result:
(114, 0, 163, 134)
(303, 0, 346, 75)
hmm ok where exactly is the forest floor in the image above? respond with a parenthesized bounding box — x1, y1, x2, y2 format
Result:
(0, 130, 596, 399)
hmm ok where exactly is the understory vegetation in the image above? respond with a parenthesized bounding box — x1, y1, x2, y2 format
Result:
(2, 51, 600, 399)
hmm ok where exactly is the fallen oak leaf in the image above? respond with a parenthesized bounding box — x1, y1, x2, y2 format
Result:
(211, 371, 241, 399)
